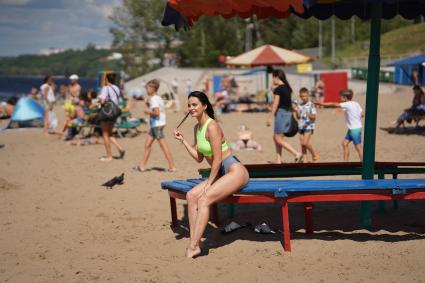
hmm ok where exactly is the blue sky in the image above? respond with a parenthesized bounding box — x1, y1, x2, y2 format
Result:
(0, 0, 121, 56)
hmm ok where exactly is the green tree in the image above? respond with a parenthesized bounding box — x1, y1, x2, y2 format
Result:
(110, 0, 177, 77)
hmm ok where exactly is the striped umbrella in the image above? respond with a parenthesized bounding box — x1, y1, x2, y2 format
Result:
(226, 44, 313, 67)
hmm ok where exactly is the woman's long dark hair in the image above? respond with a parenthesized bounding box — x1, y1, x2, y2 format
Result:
(272, 69, 292, 92)
(188, 91, 215, 120)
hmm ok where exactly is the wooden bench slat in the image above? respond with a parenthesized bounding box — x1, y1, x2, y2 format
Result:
(161, 179, 425, 196)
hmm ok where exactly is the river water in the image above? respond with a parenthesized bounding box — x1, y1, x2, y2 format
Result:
(0, 75, 97, 101)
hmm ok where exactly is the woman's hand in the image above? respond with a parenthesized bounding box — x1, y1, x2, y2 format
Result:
(202, 184, 210, 196)
(174, 129, 184, 142)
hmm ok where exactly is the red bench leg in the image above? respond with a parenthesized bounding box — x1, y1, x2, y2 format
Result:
(304, 202, 313, 234)
(282, 200, 291, 252)
(170, 196, 178, 227)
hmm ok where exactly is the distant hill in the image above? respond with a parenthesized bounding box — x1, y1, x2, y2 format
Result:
(0, 47, 121, 78)
(334, 23, 425, 65)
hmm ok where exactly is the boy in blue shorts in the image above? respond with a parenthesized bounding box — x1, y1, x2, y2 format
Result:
(316, 89, 363, 161)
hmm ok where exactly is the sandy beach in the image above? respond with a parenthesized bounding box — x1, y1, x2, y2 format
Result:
(1, 83, 425, 282)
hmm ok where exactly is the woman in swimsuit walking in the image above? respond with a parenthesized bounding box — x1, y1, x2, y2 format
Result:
(174, 91, 249, 258)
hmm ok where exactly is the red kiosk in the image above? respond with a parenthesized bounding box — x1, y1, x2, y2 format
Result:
(320, 71, 348, 102)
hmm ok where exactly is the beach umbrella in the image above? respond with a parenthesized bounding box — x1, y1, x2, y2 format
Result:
(225, 44, 312, 67)
(225, 44, 313, 88)
(162, 0, 425, 227)
(162, 0, 304, 27)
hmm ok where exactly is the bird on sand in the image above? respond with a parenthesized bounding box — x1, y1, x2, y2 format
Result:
(101, 173, 125, 189)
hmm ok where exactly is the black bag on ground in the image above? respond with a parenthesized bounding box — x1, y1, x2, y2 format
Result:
(284, 114, 299, 137)
(96, 87, 122, 123)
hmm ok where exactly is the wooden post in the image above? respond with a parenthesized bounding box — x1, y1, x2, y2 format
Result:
(304, 202, 314, 234)
(170, 197, 178, 227)
(360, 2, 382, 229)
(282, 200, 291, 252)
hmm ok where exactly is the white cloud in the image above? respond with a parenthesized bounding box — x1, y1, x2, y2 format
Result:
(0, 0, 122, 56)
(0, 0, 31, 6)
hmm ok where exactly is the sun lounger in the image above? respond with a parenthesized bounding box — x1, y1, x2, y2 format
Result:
(161, 178, 425, 252)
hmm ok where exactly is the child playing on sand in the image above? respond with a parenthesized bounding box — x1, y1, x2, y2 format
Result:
(134, 79, 176, 172)
(294, 88, 318, 163)
(316, 89, 363, 161)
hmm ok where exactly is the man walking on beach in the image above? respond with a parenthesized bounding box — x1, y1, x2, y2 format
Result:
(69, 74, 81, 98)
(40, 75, 56, 133)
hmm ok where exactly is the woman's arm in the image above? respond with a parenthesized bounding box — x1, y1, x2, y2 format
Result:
(266, 94, 280, 126)
(174, 126, 204, 162)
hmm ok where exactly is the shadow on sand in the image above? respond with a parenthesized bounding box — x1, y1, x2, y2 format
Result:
(381, 126, 425, 136)
(170, 201, 425, 257)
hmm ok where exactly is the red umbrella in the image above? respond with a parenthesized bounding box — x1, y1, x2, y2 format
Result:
(166, 0, 304, 25)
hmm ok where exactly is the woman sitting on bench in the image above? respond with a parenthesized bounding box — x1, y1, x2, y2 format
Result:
(174, 91, 249, 258)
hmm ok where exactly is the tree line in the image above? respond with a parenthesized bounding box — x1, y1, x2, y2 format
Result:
(0, 0, 416, 79)
(0, 45, 120, 78)
(110, 0, 414, 77)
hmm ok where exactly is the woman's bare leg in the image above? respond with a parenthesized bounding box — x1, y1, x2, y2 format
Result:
(158, 138, 176, 171)
(109, 124, 123, 153)
(44, 110, 49, 133)
(101, 122, 112, 160)
(188, 165, 249, 258)
(274, 134, 300, 158)
(185, 180, 209, 241)
(273, 137, 283, 163)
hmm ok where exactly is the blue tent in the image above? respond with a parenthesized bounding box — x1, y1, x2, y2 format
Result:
(11, 97, 44, 121)
(388, 53, 425, 86)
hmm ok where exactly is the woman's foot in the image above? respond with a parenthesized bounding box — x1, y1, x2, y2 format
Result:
(168, 168, 177, 173)
(185, 246, 201, 258)
(294, 153, 303, 163)
(99, 156, 113, 162)
(312, 154, 320, 162)
(133, 165, 145, 172)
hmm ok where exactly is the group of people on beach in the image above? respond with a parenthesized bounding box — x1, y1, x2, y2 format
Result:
(121, 69, 364, 258)
(11, 68, 420, 259)
(266, 69, 363, 164)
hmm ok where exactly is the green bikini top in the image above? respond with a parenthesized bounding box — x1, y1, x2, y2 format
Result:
(196, 118, 229, 157)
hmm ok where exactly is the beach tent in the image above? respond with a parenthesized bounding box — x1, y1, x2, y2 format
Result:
(162, 0, 425, 227)
(7, 97, 44, 128)
(387, 53, 425, 86)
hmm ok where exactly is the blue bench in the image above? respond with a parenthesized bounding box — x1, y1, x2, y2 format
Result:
(161, 178, 425, 251)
